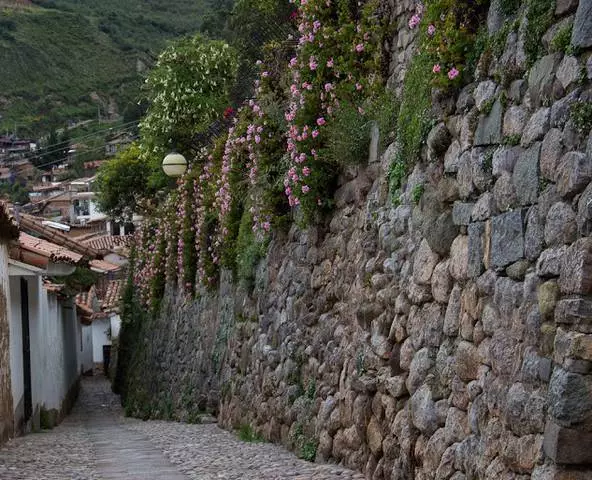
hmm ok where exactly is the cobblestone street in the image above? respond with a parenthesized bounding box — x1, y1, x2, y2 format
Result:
(0, 377, 364, 479)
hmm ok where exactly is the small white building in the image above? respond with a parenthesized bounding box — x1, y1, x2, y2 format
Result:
(5, 232, 86, 434)
(76, 280, 123, 374)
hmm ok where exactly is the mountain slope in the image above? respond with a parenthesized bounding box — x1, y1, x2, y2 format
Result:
(0, 0, 227, 136)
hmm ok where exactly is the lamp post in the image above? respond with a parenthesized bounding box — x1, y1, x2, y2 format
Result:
(162, 152, 187, 178)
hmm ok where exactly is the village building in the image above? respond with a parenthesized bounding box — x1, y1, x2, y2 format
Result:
(0, 203, 126, 443)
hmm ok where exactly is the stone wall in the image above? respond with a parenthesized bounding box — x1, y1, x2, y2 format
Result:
(123, 0, 592, 478)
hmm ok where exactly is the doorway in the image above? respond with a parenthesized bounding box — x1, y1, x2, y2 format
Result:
(20, 278, 32, 423)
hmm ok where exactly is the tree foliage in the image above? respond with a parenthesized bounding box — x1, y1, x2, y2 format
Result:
(95, 143, 147, 221)
(139, 34, 238, 190)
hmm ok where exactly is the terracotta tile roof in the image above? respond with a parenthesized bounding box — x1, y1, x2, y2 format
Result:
(43, 280, 65, 293)
(76, 286, 108, 324)
(75, 285, 96, 311)
(102, 280, 124, 313)
(18, 214, 101, 259)
(17, 232, 83, 265)
(82, 234, 133, 252)
(89, 259, 121, 273)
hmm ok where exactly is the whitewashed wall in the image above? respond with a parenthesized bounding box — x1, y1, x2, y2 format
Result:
(8, 276, 23, 420)
(0, 243, 14, 443)
(10, 273, 81, 426)
(37, 293, 79, 411)
(92, 318, 110, 364)
(110, 314, 121, 339)
(81, 324, 93, 374)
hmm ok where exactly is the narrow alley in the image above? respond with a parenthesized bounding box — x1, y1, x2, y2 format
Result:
(0, 377, 364, 480)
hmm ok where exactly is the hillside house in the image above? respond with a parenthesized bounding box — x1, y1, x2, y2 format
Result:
(105, 132, 134, 157)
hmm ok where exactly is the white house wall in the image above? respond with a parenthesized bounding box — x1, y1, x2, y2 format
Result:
(0, 243, 14, 443)
(8, 276, 23, 421)
(81, 325, 93, 374)
(92, 318, 111, 364)
(110, 314, 121, 339)
(9, 273, 81, 428)
(37, 293, 79, 411)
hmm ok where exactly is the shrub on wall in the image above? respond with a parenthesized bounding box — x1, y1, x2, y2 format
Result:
(389, 0, 490, 200)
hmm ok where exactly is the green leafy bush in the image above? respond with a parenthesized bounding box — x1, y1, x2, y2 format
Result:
(524, 0, 555, 66)
(238, 424, 264, 442)
(570, 100, 592, 134)
(551, 25, 574, 55)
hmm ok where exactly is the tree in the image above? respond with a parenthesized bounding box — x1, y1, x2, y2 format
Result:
(139, 34, 238, 190)
(95, 143, 147, 221)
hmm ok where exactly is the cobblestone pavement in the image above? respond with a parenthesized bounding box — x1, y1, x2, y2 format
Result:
(0, 377, 364, 479)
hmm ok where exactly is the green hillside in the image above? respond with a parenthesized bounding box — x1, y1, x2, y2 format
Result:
(0, 0, 230, 136)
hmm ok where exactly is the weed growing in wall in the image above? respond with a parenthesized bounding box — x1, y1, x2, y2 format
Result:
(238, 424, 265, 442)
(524, 0, 555, 66)
(570, 100, 592, 135)
(390, 0, 489, 201)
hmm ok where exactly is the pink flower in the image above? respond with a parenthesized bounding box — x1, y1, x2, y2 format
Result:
(327, 57, 334, 68)
(432, 64, 441, 73)
(448, 67, 460, 80)
(302, 185, 310, 193)
(255, 135, 261, 144)
(262, 71, 269, 77)
(355, 43, 364, 53)
(316, 117, 326, 126)
(309, 56, 318, 70)
(262, 222, 271, 232)
(312, 129, 319, 138)
(324, 83, 333, 92)
(427, 24, 436, 36)
(289, 57, 298, 68)
(303, 166, 311, 176)
(408, 14, 420, 29)
(355, 83, 363, 91)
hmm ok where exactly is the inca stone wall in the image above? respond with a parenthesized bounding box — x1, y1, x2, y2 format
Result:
(124, 0, 592, 478)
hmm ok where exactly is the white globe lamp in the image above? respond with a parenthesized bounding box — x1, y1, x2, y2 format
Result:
(162, 152, 187, 177)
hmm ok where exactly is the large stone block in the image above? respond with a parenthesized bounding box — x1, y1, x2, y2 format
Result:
(525, 206, 545, 261)
(544, 420, 592, 465)
(467, 222, 485, 278)
(474, 98, 503, 146)
(544, 202, 577, 246)
(556, 152, 592, 199)
(548, 367, 592, 427)
(577, 183, 592, 236)
(572, 0, 592, 49)
(449, 235, 469, 281)
(521, 108, 550, 147)
(512, 142, 541, 206)
(413, 239, 439, 285)
(454, 341, 480, 382)
(490, 210, 526, 269)
(555, 298, 592, 333)
(452, 202, 475, 226)
(424, 212, 459, 257)
(541, 128, 564, 182)
(554, 327, 592, 366)
(559, 238, 592, 294)
(493, 146, 520, 177)
(528, 54, 562, 108)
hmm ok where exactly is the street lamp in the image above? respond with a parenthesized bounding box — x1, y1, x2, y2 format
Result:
(162, 152, 187, 178)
